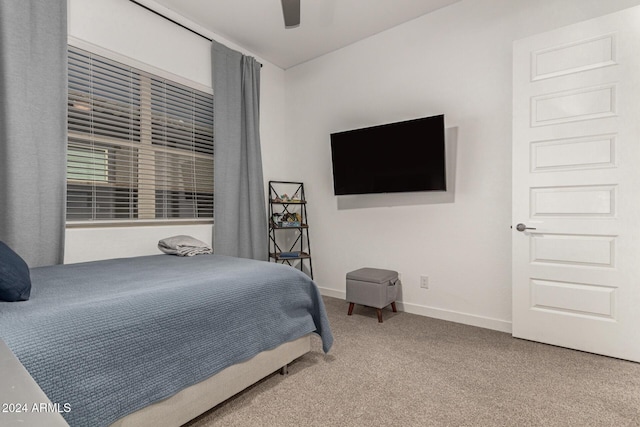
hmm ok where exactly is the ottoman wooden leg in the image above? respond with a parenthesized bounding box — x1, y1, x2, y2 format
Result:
(391, 301, 397, 312)
(348, 302, 354, 316)
(377, 308, 383, 323)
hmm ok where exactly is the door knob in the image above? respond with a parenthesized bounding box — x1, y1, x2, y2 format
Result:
(515, 223, 536, 232)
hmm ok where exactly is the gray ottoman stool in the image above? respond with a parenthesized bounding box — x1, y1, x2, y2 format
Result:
(346, 267, 399, 323)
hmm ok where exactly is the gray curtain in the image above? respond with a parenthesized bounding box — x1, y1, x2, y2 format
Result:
(0, 0, 67, 267)
(211, 40, 268, 261)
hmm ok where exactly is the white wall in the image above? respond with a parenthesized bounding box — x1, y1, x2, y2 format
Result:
(65, 0, 640, 331)
(284, 0, 640, 331)
(65, 0, 289, 263)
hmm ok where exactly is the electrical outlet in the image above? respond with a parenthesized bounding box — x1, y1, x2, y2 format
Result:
(420, 276, 429, 289)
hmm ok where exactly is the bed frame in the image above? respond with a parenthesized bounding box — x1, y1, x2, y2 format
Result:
(0, 340, 69, 427)
(110, 334, 311, 427)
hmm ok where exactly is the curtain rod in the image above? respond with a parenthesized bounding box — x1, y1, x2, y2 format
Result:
(129, 0, 213, 41)
(128, 0, 263, 67)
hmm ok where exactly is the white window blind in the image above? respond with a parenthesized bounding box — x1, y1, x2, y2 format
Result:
(67, 46, 213, 223)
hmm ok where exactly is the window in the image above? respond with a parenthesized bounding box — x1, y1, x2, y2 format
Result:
(67, 46, 214, 224)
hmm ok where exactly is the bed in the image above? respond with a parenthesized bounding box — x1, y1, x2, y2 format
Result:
(0, 254, 333, 427)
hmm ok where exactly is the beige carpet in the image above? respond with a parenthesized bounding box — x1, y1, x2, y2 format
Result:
(185, 296, 640, 427)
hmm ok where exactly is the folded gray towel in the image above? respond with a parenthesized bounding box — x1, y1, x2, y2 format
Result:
(158, 235, 213, 257)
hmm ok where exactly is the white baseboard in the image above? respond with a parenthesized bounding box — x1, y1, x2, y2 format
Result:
(316, 286, 512, 334)
(317, 287, 346, 300)
(398, 301, 512, 333)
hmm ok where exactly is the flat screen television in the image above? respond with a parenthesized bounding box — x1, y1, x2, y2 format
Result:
(330, 114, 446, 195)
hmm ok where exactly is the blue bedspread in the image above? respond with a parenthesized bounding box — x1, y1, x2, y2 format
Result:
(0, 254, 333, 426)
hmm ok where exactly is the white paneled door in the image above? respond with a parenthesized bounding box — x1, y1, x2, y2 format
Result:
(512, 6, 640, 362)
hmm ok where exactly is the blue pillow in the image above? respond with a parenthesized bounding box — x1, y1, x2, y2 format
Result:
(0, 241, 31, 302)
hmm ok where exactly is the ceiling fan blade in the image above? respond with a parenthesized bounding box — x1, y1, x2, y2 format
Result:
(281, 0, 300, 29)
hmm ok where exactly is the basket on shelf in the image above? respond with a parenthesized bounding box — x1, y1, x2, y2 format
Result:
(278, 221, 300, 227)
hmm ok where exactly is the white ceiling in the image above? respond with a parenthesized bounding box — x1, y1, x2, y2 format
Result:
(149, 0, 462, 69)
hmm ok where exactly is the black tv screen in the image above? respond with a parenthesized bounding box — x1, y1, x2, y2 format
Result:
(330, 114, 446, 195)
